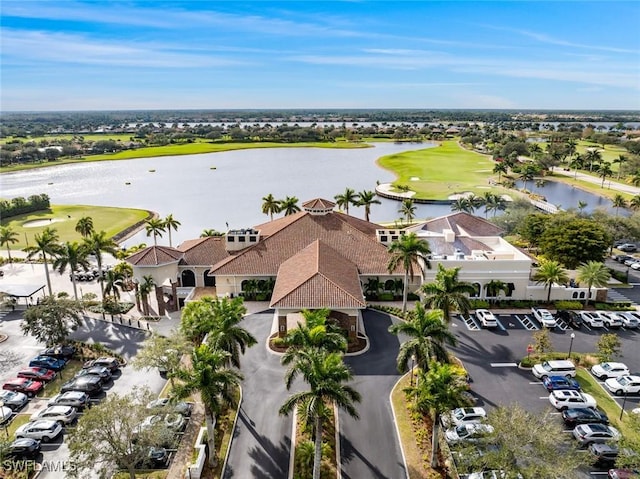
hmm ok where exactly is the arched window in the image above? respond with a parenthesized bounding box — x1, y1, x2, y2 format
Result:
(203, 269, 216, 287)
(181, 270, 196, 287)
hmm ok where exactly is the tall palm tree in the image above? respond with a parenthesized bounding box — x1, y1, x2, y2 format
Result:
(83, 230, 119, 302)
(0, 225, 19, 262)
(421, 264, 476, 323)
(630, 171, 640, 187)
(280, 348, 361, 479)
(406, 361, 472, 468)
(492, 162, 508, 182)
(75, 216, 94, 238)
(399, 198, 417, 225)
(200, 229, 223, 237)
(482, 192, 500, 218)
(23, 227, 61, 296)
(519, 165, 537, 191)
(576, 261, 610, 307)
(204, 296, 257, 368)
(163, 214, 181, 247)
(450, 197, 473, 214)
(334, 187, 358, 215)
(145, 218, 165, 247)
(387, 232, 432, 313)
(612, 194, 627, 216)
(484, 279, 509, 302)
(533, 260, 569, 303)
(103, 269, 125, 300)
(172, 344, 243, 467)
(282, 309, 347, 366)
(137, 274, 155, 316)
(53, 241, 91, 301)
(356, 189, 381, 222)
(280, 196, 301, 216)
(630, 195, 640, 211)
(613, 154, 627, 180)
(585, 149, 602, 172)
(388, 303, 456, 374)
(261, 193, 282, 221)
(598, 161, 613, 188)
(569, 155, 584, 179)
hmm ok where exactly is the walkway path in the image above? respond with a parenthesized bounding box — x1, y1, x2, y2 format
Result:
(552, 168, 640, 196)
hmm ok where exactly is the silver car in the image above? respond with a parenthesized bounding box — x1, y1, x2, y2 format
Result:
(31, 405, 78, 425)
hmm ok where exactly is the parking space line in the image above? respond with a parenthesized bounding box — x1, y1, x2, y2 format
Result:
(494, 317, 506, 331)
(459, 314, 480, 331)
(556, 319, 570, 331)
(602, 324, 610, 332)
(582, 323, 592, 332)
(515, 314, 539, 330)
(490, 362, 518, 367)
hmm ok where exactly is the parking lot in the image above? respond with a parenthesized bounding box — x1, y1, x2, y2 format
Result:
(450, 311, 640, 478)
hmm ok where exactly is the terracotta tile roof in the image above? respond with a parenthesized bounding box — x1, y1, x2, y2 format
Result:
(302, 198, 336, 210)
(126, 246, 183, 266)
(270, 240, 366, 309)
(210, 208, 400, 276)
(177, 236, 231, 266)
(408, 212, 504, 237)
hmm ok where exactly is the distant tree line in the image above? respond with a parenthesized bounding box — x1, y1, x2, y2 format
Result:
(0, 193, 50, 218)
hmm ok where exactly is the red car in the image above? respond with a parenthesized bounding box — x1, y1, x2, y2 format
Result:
(2, 378, 45, 398)
(17, 367, 56, 383)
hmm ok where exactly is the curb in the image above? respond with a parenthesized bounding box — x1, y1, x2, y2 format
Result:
(220, 384, 243, 478)
(389, 373, 411, 479)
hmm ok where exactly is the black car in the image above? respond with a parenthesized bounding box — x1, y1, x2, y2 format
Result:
(74, 366, 113, 384)
(61, 375, 103, 397)
(616, 254, 634, 263)
(7, 438, 41, 459)
(562, 407, 609, 428)
(556, 310, 583, 329)
(41, 344, 77, 360)
(83, 357, 120, 373)
(589, 443, 619, 467)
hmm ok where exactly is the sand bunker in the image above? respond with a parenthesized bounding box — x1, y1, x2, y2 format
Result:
(24, 218, 67, 228)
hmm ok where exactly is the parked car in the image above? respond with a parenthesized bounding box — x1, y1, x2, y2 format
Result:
(40, 344, 76, 360)
(605, 375, 640, 395)
(146, 398, 194, 417)
(549, 390, 597, 410)
(74, 365, 112, 384)
(624, 257, 640, 266)
(542, 375, 581, 392)
(0, 390, 29, 411)
(608, 469, 640, 479)
(532, 360, 576, 379)
(60, 375, 103, 397)
(591, 362, 630, 380)
(28, 355, 67, 372)
(475, 309, 498, 328)
(579, 311, 604, 328)
(597, 312, 624, 328)
(573, 423, 621, 446)
(48, 391, 91, 410)
(136, 446, 170, 469)
(589, 443, 619, 467)
(0, 406, 13, 426)
(30, 405, 78, 425)
(441, 407, 487, 428)
(137, 413, 187, 433)
(531, 307, 557, 327)
(620, 312, 640, 329)
(562, 407, 609, 428)
(618, 244, 637, 252)
(615, 254, 634, 263)
(556, 310, 582, 329)
(15, 420, 63, 442)
(444, 423, 494, 444)
(2, 378, 45, 397)
(17, 367, 57, 382)
(5, 438, 41, 459)
(83, 357, 120, 372)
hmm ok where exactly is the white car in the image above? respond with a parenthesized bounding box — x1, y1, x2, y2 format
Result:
(136, 413, 187, 434)
(621, 312, 640, 328)
(605, 375, 640, 395)
(0, 406, 12, 426)
(468, 472, 524, 479)
(591, 362, 630, 380)
(15, 420, 63, 442)
(596, 312, 623, 328)
(531, 308, 556, 327)
(572, 423, 621, 445)
(441, 407, 487, 428)
(30, 405, 77, 425)
(578, 311, 604, 328)
(444, 423, 494, 444)
(475, 310, 498, 328)
(549, 390, 597, 410)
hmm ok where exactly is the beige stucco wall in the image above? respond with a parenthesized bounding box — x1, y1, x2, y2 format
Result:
(132, 263, 179, 287)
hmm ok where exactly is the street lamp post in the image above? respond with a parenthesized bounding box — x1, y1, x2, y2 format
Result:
(620, 390, 629, 420)
(568, 332, 576, 359)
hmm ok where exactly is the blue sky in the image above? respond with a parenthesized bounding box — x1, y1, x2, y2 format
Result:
(1, 1, 639, 111)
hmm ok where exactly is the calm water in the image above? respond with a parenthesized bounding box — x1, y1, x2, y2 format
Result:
(0, 143, 623, 247)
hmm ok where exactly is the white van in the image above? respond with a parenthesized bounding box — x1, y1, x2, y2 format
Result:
(532, 360, 576, 379)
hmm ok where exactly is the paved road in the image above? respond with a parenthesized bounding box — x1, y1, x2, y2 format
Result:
(340, 310, 407, 479)
(553, 168, 640, 196)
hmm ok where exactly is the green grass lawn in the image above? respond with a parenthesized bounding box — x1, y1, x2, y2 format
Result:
(1, 205, 150, 249)
(36, 361, 84, 398)
(5, 414, 31, 440)
(377, 140, 505, 200)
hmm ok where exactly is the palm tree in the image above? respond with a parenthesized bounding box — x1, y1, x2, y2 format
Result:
(282, 309, 347, 365)
(103, 269, 125, 300)
(356, 190, 381, 222)
(576, 261, 610, 307)
(481, 192, 500, 218)
(630, 195, 640, 211)
(172, 344, 243, 467)
(612, 194, 627, 216)
(577, 200, 588, 213)
(406, 361, 472, 468)
(484, 279, 509, 302)
(450, 197, 473, 214)
(533, 260, 569, 303)
(0, 225, 19, 262)
(280, 196, 301, 216)
(334, 187, 358, 215)
(75, 216, 94, 238)
(519, 165, 537, 191)
(585, 149, 602, 172)
(388, 303, 456, 375)
(280, 348, 361, 479)
(399, 198, 417, 225)
(261, 193, 282, 221)
(569, 155, 583, 179)
(145, 218, 165, 247)
(23, 227, 61, 296)
(84, 230, 119, 302)
(163, 214, 181, 247)
(53, 241, 90, 301)
(200, 229, 223, 237)
(598, 161, 613, 188)
(387, 232, 432, 313)
(204, 296, 257, 368)
(492, 162, 508, 182)
(613, 154, 627, 180)
(421, 264, 476, 324)
(137, 274, 155, 316)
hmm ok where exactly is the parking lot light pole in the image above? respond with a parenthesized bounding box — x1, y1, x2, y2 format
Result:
(620, 390, 628, 420)
(568, 332, 576, 359)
